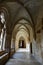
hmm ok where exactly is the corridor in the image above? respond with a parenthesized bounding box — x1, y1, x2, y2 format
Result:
(5, 49, 41, 65)
(0, 0, 43, 65)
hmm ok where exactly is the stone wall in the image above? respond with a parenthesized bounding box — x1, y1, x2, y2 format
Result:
(32, 21, 42, 64)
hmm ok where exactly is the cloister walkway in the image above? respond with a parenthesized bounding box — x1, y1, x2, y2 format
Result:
(5, 48, 41, 65)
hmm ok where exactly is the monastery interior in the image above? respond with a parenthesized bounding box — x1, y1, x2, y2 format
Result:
(0, 0, 43, 65)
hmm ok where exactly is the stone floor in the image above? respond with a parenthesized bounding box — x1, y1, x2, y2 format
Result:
(5, 48, 42, 65)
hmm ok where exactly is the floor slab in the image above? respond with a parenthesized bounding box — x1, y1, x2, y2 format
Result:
(5, 49, 42, 65)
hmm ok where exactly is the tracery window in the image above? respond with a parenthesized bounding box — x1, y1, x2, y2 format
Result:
(0, 11, 6, 51)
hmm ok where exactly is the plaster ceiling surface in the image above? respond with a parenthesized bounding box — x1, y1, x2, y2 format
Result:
(0, 0, 43, 20)
(0, 0, 43, 27)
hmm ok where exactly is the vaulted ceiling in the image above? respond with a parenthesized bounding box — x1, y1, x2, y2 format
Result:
(0, 0, 43, 34)
(0, 0, 43, 24)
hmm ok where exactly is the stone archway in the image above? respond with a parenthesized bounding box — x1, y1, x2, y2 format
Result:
(19, 37, 26, 48)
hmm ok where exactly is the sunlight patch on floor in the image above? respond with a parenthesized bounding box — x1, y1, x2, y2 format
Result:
(16, 48, 30, 52)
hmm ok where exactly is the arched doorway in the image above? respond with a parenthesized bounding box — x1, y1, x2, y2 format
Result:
(19, 39, 26, 48)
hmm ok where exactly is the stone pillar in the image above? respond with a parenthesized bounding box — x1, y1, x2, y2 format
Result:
(5, 33, 11, 57)
(0, 28, 2, 35)
(0, 20, 4, 35)
(41, 26, 43, 64)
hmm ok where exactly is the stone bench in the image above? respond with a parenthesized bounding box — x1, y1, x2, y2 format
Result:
(0, 53, 9, 65)
(0, 51, 6, 56)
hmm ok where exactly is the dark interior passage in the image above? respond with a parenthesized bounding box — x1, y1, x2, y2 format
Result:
(30, 43, 32, 54)
(19, 40, 26, 48)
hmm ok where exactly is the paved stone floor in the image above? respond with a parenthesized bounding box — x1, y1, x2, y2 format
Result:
(5, 49, 42, 65)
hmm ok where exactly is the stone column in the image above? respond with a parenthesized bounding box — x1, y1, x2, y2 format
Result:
(5, 32, 11, 57)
